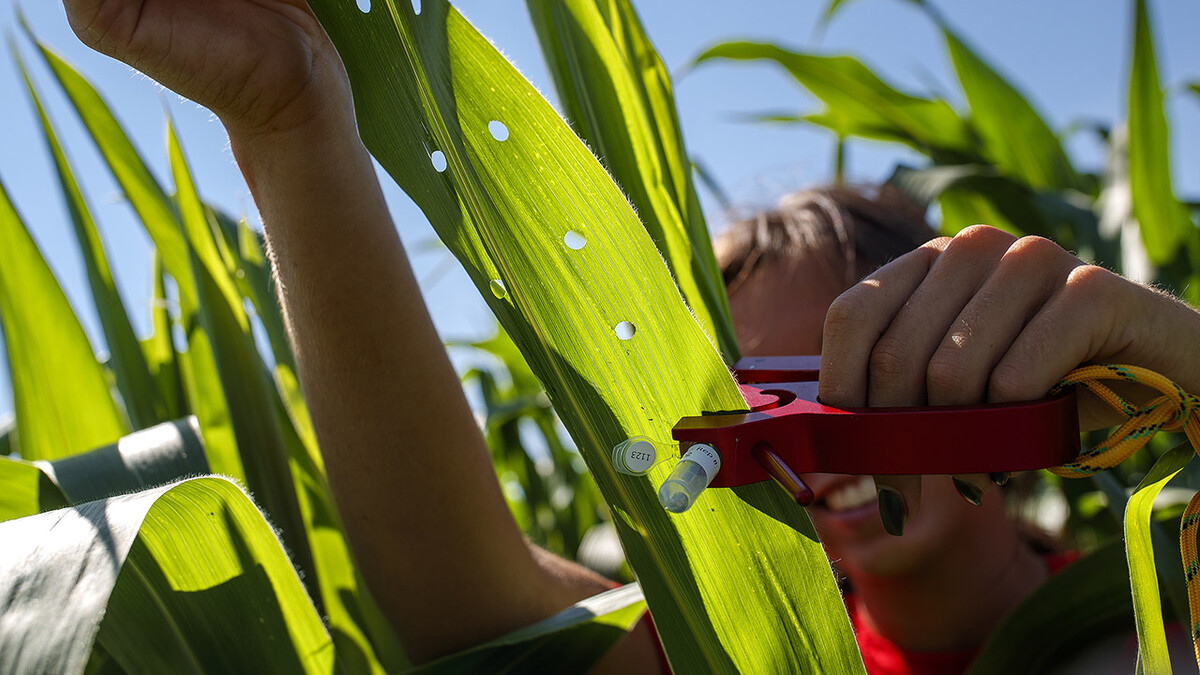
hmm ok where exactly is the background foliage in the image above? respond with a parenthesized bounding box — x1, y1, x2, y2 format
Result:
(0, 0, 1198, 672)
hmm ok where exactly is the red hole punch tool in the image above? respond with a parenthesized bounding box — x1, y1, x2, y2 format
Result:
(661, 356, 1081, 513)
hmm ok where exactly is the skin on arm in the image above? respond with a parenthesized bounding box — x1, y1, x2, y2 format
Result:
(60, 0, 663, 668)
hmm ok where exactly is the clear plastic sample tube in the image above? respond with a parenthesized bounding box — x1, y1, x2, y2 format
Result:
(658, 443, 722, 513)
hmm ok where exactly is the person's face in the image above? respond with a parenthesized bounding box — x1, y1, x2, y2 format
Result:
(727, 256, 997, 580)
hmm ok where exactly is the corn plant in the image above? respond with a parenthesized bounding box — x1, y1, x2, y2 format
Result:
(0, 0, 865, 672)
(694, 0, 1199, 670)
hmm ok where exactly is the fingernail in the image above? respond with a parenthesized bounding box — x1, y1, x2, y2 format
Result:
(877, 487, 908, 536)
(953, 478, 983, 506)
(989, 472, 1011, 487)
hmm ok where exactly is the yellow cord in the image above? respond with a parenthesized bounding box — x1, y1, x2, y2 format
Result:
(1050, 364, 1200, 666)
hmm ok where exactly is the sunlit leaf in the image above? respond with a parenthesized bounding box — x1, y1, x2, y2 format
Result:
(693, 41, 976, 162)
(0, 456, 69, 522)
(142, 255, 189, 421)
(167, 124, 318, 616)
(26, 33, 196, 307)
(0, 177, 126, 460)
(942, 28, 1076, 190)
(14, 46, 166, 431)
(528, 0, 739, 361)
(1127, 0, 1191, 265)
(0, 477, 333, 674)
(306, 1, 861, 670)
(412, 583, 646, 674)
(1123, 442, 1193, 673)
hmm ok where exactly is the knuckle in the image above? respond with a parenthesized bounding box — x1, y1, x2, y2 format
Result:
(987, 360, 1032, 403)
(1005, 235, 1065, 264)
(822, 292, 865, 337)
(951, 224, 1017, 249)
(868, 336, 911, 382)
(1063, 263, 1115, 295)
(926, 350, 970, 400)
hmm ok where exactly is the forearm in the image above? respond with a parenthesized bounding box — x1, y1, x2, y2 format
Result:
(229, 116, 568, 661)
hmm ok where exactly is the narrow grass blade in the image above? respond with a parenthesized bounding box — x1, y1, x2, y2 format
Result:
(25, 31, 196, 307)
(0, 477, 333, 675)
(0, 177, 127, 460)
(14, 47, 166, 431)
(693, 42, 976, 162)
(527, 0, 739, 361)
(941, 28, 1077, 190)
(1124, 441, 1193, 673)
(1127, 0, 1191, 265)
(0, 456, 69, 522)
(411, 583, 647, 674)
(306, 2, 860, 670)
(167, 124, 317, 611)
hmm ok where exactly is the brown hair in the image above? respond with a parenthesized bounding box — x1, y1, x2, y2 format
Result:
(716, 184, 936, 294)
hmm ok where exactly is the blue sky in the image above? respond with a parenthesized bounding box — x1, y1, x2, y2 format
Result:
(0, 0, 1198, 421)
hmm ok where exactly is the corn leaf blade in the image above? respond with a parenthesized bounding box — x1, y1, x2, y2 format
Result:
(942, 29, 1077, 190)
(306, 1, 861, 671)
(0, 476, 333, 674)
(14, 48, 166, 431)
(26, 34, 197, 307)
(1127, 0, 1191, 265)
(412, 583, 647, 674)
(0, 456, 69, 522)
(693, 42, 976, 162)
(1123, 441, 1193, 673)
(527, 0, 739, 361)
(0, 178, 127, 460)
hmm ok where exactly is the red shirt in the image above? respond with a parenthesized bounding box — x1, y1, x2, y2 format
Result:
(845, 552, 1080, 675)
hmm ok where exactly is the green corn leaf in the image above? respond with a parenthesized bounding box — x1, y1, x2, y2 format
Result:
(14, 46, 166, 431)
(527, 0, 739, 361)
(169, 130, 395, 671)
(968, 539, 1134, 674)
(1123, 441, 1194, 673)
(941, 29, 1077, 190)
(693, 42, 976, 162)
(0, 177, 127, 460)
(1127, 0, 1191, 265)
(305, 1, 861, 671)
(26, 33, 197, 308)
(0, 418, 202, 524)
(167, 124, 319, 616)
(142, 254, 189, 421)
(0, 415, 12, 456)
(411, 583, 647, 674)
(0, 476, 333, 674)
(0, 456, 69, 523)
(39, 417, 208, 505)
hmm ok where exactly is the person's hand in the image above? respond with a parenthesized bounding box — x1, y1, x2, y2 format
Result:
(62, 0, 350, 140)
(818, 225, 1200, 533)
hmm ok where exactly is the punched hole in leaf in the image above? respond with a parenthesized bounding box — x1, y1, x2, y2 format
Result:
(356, 0, 370, 12)
(614, 321, 636, 341)
(412, 0, 422, 14)
(490, 279, 508, 299)
(564, 230, 587, 250)
(488, 120, 510, 142)
(430, 150, 447, 173)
